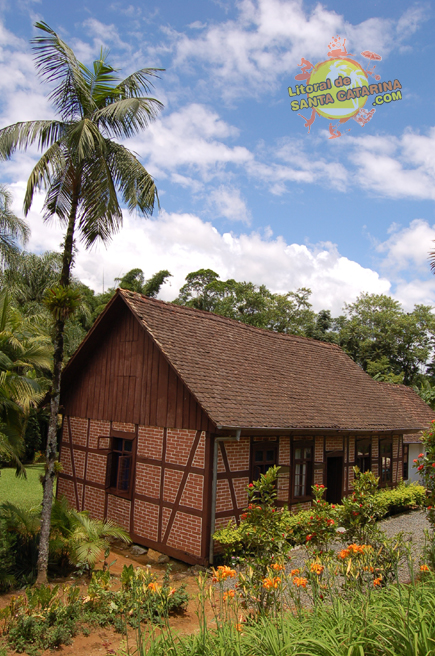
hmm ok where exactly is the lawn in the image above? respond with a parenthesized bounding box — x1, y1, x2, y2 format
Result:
(0, 464, 47, 509)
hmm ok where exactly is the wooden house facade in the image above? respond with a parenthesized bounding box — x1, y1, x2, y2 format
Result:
(57, 289, 434, 565)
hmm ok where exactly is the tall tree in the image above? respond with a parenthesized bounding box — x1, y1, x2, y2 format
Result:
(0, 22, 163, 583)
(174, 269, 316, 334)
(338, 293, 435, 385)
(0, 185, 29, 268)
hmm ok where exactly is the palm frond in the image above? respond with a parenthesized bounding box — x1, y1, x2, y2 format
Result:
(0, 121, 66, 160)
(106, 140, 159, 216)
(115, 67, 164, 98)
(66, 118, 107, 161)
(24, 141, 65, 215)
(77, 154, 122, 247)
(93, 97, 163, 139)
(32, 22, 91, 120)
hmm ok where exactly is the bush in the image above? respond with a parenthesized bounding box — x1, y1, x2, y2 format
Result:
(0, 496, 132, 589)
(338, 468, 386, 543)
(376, 481, 426, 515)
(0, 565, 189, 654)
(414, 422, 435, 528)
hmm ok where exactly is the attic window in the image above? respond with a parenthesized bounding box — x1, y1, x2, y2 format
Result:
(106, 435, 135, 496)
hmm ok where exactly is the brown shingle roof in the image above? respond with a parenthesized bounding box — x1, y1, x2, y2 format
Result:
(118, 289, 435, 432)
(376, 382, 434, 443)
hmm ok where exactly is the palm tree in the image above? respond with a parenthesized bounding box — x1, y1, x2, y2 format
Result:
(0, 185, 30, 269)
(0, 22, 163, 583)
(0, 292, 52, 471)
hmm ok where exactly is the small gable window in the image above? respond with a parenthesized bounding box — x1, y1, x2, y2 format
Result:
(106, 435, 135, 496)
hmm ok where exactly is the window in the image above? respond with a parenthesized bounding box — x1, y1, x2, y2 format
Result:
(356, 439, 371, 473)
(293, 443, 313, 498)
(380, 439, 392, 484)
(403, 444, 409, 480)
(106, 436, 134, 496)
(251, 443, 278, 481)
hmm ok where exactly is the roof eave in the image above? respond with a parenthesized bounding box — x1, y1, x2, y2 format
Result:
(215, 425, 427, 436)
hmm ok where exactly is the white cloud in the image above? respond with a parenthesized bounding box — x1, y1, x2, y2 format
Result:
(165, 0, 425, 99)
(343, 129, 435, 201)
(208, 186, 251, 223)
(38, 209, 389, 315)
(376, 219, 435, 273)
(127, 103, 252, 181)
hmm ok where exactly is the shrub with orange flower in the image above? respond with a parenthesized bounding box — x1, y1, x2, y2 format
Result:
(263, 576, 281, 590)
(290, 568, 300, 576)
(212, 565, 236, 583)
(147, 582, 160, 593)
(310, 562, 324, 575)
(373, 577, 382, 586)
(223, 590, 236, 601)
(271, 563, 285, 572)
(420, 564, 430, 572)
(293, 576, 308, 588)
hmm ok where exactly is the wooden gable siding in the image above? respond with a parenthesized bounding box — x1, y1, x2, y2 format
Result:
(61, 302, 214, 432)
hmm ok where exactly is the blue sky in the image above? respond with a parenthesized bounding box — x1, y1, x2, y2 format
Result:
(1, 0, 435, 314)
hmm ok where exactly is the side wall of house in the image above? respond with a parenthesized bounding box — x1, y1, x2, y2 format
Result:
(57, 418, 212, 565)
(213, 433, 405, 544)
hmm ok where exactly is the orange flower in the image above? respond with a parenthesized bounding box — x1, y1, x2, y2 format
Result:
(290, 568, 300, 576)
(338, 549, 350, 559)
(223, 590, 235, 601)
(212, 565, 236, 582)
(373, 577, 382, 586)
(310, 563, 324, 575)
(235, 623, 243, 633)
(272, 563, 285, 571)
(420, 564, 430, 572)
(293, 576, 308, 588)
(263, 576, 281, 589)
(147, 582, 160, 593)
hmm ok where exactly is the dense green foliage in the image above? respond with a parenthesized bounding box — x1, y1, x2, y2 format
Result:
(0, 496, 130, 591)
(138, 578, 435, 656)
(214, 472, 426, 557)
(0, 566, 188, 654)
(414, 422, 435, 528)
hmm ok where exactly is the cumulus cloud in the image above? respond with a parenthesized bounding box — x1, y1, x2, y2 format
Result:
(376, 219, 435, 273)
(165, 0, 425, 99)
(127, 103, 252, 182)
(208, 186, 252, 223)
(16, 206, 390, 315)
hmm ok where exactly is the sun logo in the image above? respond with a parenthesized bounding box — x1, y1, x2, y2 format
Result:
(288, 37, 401, 139)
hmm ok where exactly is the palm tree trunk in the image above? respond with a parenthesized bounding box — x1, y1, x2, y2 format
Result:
(36, 183, 79, 585)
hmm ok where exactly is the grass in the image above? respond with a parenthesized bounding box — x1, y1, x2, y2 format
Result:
(0, 464, 46, 509)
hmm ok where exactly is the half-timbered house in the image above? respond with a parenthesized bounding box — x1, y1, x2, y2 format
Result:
(57, 289, 434, 565)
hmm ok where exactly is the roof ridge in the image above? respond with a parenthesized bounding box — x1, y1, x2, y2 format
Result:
(118, 288, 341, 352)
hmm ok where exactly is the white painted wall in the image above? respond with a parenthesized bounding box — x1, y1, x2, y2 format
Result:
(407, 443, 425, 484)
